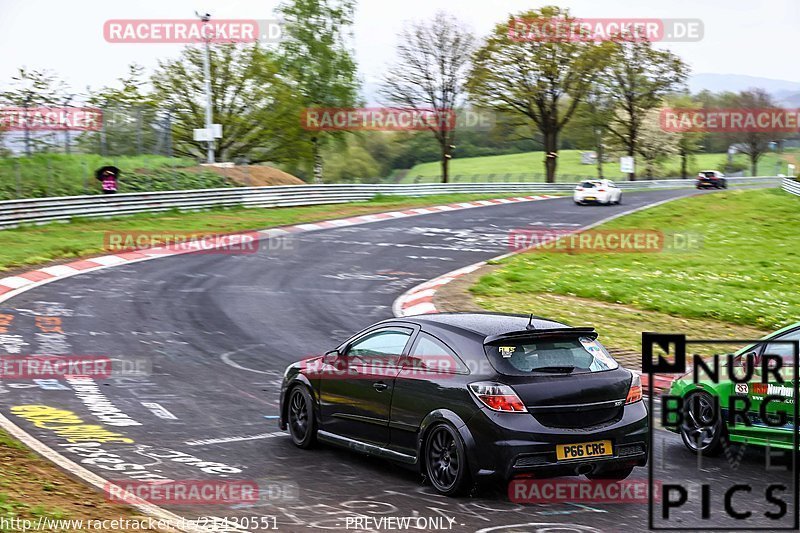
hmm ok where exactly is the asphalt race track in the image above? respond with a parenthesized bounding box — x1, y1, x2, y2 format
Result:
(1, 187, 794, 532)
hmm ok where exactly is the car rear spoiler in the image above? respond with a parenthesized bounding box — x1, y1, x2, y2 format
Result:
(484, 327, 597, 345)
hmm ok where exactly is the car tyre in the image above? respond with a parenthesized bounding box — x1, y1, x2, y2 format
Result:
(287, 386, 317, 449)
(424, 423, 471, 496)
(679, 390, 725, 456)
(586, 465, 634, 481)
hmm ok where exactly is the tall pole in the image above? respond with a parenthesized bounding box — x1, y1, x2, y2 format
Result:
(198, 12, 214, 163)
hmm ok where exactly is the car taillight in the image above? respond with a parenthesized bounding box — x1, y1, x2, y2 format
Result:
(597, 189, 606, 192)
(469, 382, 528, 412)
(626, 373, 642, 404)
(576, 187, 584, 191)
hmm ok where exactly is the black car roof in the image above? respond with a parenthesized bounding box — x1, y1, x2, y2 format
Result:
(399, 312, 571, 339)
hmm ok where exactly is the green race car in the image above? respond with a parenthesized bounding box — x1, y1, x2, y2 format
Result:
(666, 322, 800, 454)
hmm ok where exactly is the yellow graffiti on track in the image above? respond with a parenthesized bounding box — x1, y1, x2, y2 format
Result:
(11, 405, 134, 444)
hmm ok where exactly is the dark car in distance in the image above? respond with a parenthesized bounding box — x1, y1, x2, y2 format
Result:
(696, 170, 728, 189)
(279, 313, 649, 495)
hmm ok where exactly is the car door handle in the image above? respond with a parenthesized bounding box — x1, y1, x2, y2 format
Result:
(373, 381, 389, 392)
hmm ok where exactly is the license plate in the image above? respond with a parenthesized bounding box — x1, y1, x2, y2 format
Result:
(585, 196, 596, 201)
(556, 440, 612, 461)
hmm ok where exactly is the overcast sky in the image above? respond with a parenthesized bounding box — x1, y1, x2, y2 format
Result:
(1, 0, 798, 95)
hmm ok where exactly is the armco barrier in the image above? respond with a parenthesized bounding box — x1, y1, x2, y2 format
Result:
(0, 177, 780, 230)
(782, 177, 800, 197)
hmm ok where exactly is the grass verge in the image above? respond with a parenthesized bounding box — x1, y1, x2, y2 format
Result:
(0, 430, 164, 532)
(470, 188, 798, 349)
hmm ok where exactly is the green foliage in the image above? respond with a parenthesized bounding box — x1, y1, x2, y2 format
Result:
(79, 64, 164, 157)
(0, 154, 232, 200)
(323, 142, 381, 183)
(277, 0, 360, 181)
(0, 68, 69, 155)
(152, 44, 304, 164)
(467, 6, 613, 182)
(604, 38, 689, 176)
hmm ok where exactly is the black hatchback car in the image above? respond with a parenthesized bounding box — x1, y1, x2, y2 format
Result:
(279, 313, 648, 495)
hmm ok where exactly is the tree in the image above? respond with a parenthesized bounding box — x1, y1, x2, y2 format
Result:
(604, 38, 689, 180)
(151, 44, 304, 163)
(632, 108, 679, 178)
(0, 68, 67, 155)
(665, 94, 705, 178)
(323, 140, 381, 183)
(729, 89, 777, 176)
(381, 12, 475, 183)
(467, 7, 611, 183)
(84, 64, 160, 156)
(277, 0, 360, 183)
(563, 83, 615, 179)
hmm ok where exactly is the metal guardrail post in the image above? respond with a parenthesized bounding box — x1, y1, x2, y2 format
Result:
(82, 161, 89, 195)
(15, 160, 22, 199)
(47, 159, 53, 197)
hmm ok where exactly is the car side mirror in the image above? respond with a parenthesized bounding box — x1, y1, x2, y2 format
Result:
(322, 350, 340, 365)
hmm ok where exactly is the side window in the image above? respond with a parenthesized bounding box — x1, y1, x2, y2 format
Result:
(406, 333, 468, 374)
(346, 329, 412, 364)
(761, 329, 800, 360)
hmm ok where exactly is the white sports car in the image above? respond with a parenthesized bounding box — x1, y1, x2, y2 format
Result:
(573, 179, 622, 205)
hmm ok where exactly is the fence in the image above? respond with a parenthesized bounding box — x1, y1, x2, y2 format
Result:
(0, 176, 781, 230)
(2, 106, 173, 158)
(782, 177, 800, 197)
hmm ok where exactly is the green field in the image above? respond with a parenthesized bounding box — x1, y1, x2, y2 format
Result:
(404, 150, 793, 183)
(470, 188, 799, 350)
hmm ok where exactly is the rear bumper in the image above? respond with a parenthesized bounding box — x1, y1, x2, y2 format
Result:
(574, 193, 610, 203)
(465, 401, 649, 481)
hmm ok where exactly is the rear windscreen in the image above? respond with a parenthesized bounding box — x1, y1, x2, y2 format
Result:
(485, 336, 619, 376)
(580, 181, 597, 188)
(702, 172, 716, 178)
